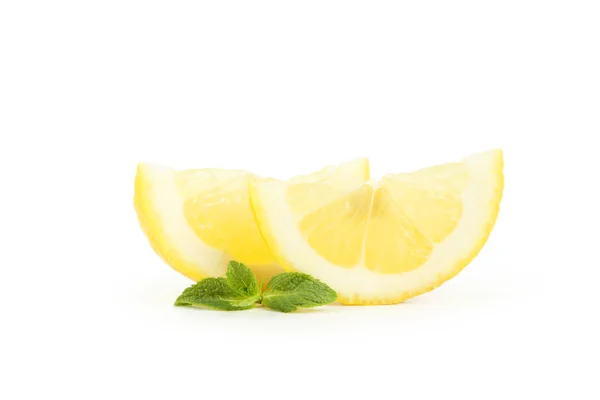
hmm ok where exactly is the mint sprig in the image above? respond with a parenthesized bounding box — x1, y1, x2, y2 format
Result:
(174, 261, 337, 313)
(261, 272, 338, 312)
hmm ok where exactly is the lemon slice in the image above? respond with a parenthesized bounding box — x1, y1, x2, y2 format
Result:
(250, 150, 503, 304)
(134, 159, 369, 282)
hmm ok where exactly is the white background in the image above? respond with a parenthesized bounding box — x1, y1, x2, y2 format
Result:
(1, 1, 599, 399)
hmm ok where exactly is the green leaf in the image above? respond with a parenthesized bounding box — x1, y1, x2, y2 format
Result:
(226, 261, 259, 297)
(174, 277, 259, 311)
(261, 272, 337, 313)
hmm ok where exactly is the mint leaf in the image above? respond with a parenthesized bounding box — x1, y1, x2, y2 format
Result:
(261, 272, 337, 312)
(174, 277, 259, 311)
(174, 261, 336, 313)
(226, 261, 259, 297)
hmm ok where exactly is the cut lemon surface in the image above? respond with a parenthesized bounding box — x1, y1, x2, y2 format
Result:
(250, 150, 504, 304)
(134, 159, 369, 282)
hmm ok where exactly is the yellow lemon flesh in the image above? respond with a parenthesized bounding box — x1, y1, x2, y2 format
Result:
(250, 150, 504, 304)
(134, 159, 369, 282)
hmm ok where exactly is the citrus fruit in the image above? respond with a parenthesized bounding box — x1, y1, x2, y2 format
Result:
(134, 159, 369, 282)
(250, 150, 503, 304)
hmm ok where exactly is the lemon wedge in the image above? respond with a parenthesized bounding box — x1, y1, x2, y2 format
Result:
(134, 159, 369, 282)
(250, 150, 503, 304)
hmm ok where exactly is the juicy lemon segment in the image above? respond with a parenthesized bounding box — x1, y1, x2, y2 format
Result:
(364, 187, 433, 274)
(299, 185, 374, 268)
(296, 184, 434, 274)
(135, 159, 370, 282)
(382, 162, 468, 242)
(250, 150, 504, 304)
(181, 175, 273, 265)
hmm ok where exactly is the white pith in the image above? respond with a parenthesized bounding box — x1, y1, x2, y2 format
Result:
(253, 151, 502, 299)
